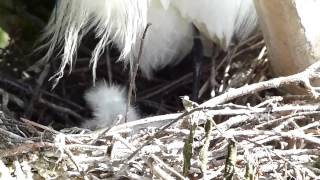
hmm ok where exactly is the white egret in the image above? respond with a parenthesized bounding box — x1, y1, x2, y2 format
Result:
(41, 0, 258, 84)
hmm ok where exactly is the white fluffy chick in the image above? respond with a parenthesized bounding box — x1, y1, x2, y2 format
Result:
(41, 0, 258, 84)
(82, 82, 138, 129)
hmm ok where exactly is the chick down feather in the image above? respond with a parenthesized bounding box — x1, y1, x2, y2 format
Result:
(82, 82, 138, 129)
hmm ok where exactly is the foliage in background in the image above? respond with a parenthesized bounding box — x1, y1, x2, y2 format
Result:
(0, 27, 9, 48)
(0, 0, 53, 76)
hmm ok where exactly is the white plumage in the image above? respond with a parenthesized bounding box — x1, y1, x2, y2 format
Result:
(41, 0, 258, 82)
(137, 0, 193, 78)
(41, 0, 148, 84)
(169, 0, 258, 49)
(82, 82, 138, 129)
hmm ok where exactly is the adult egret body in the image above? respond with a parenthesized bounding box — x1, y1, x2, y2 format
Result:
(41, 0, 258, 83)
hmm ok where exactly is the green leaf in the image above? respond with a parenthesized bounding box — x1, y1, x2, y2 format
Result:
(0, 27, 10, 48)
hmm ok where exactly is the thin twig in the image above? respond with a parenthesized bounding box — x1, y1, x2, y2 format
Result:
(125, 23, 151, 123)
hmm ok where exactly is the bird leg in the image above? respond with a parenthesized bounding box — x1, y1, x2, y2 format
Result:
(191, 25, 203, 102)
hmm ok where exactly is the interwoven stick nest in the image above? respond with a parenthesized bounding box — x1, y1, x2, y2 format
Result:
(1, 34, 320, 179)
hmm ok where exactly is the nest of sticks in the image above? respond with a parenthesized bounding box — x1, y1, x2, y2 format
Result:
(0, 31, 320, 180)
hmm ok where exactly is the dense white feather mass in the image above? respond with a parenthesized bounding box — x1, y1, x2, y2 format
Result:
(41, 0, 258, 81)
(82, 82, 138, 129)
(170, 0, 258, 49)
(133, 0, 193, 78)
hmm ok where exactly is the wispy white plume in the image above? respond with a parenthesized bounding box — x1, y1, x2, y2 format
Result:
(82, 82, 138, 129)
(40, 0, 148, 86)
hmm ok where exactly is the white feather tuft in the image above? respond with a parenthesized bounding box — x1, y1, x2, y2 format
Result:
(82, 82, 138, 129)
